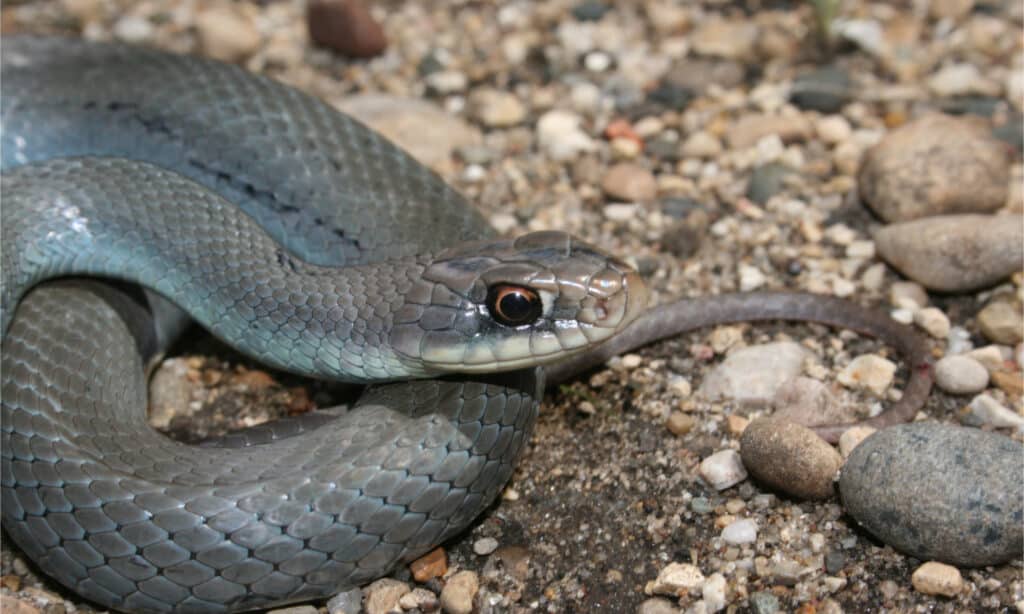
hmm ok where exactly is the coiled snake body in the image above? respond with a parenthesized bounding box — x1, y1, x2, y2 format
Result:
(1, 37, 933, 613)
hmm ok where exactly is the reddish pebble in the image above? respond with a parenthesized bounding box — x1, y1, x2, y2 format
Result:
(604, 118, 642, 145)
(410, 547, 447, 582)
(307, 0, 387, 59)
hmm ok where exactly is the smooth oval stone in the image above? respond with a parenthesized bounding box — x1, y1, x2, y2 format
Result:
(840, 423, 1023, 567)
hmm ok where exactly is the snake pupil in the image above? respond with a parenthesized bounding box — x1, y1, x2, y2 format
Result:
(487, 285, 542, 326)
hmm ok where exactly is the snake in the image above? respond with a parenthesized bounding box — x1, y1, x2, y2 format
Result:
(0, 36, 933, 613)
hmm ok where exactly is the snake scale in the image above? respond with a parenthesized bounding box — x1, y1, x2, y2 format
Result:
(0, 36, 933, 613)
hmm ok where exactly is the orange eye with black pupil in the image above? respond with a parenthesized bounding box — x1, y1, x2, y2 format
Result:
(487, 285, 542, 327)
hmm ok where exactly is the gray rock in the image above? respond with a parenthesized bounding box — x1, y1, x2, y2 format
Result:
(749, 591, 780, 614)
(790, 66, 852, 113)
(747, 163, 794, 205)
(839, 423, 1023, 567)
(327, 588, 363, 614)
(740, 419, 842, 500)
(858, 114, 1010, 223)
(874, 215, 1023, 292)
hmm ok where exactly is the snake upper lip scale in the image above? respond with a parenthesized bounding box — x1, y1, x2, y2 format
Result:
(0, 36, 934, 614)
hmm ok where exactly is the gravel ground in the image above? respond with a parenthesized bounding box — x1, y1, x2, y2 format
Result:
(2, 0, 1022, 612)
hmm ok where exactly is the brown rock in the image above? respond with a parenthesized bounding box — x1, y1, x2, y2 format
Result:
(601, 163, 657, 202)
(726, 114, 812, 150)
(740, 418, 842, 500)
(858, 114, 1010, 222)
(990, 370, 1024, 396)
(195, 6, 261, 63)
(0, 595, 41, 614)
(308, 0, 387, 59)
(978, 298, 1024, 345)
(874, 215, 1023, 292)
(409, 547, 447, 582)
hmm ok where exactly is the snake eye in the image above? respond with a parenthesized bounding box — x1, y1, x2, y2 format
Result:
(486, 284, 543, 327)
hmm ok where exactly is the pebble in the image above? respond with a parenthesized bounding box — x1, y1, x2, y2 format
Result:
(913, 307, 951, 339)
(665, 411, 696, 436)
(699, 342, 810, 406)
(326, 588, 363, 614)
(307, 0, 387, 58)
(991, 370, 1024, 396)
(727, 115, 811, 150)
(838, 425, 877, 458)
(409, 547, 447, 582)
(702, 573, 728, 612)
(837, 354, 896, 397)
(889, 281, 929, 310)
(690, 17, 757, 60)
(571, 1, 610, 21)
(645, 562, 705, 597)
(928, 63, 999, 98)
(603, 203, 638, 222)
(398, 588, 439, 611)
(746, 162, 793, 204)
(748, 591, 780, 614)
(601, 163, 657, 202)
(738, 264, 767, 291)
(536, 110, 595, 160)
(911, 562, 964, 597)
(773, 376, 855, 428)
(815, 115, 852, 145)
(965, 393, 1024, 430)
(637, 598, 680, 614)
(699, 449, 748, 491)
(978, 298, 1024, 345)
(112, 15, 153, 43)
(740, 419, 843, 500)
(268, 607, 318, 614)
(721, 518, 758, 545)
(469, 89, 527, 128)
(363, 578, 409, 614)
(473, 537, 499, 556)
(149, 357, 192, 430)
(875, 215, 1024, 293)
(858, 114, 1010, 222)
(680, 131, 723, 158)
(839, 423, 1024, 566)
(336, 95, 481, 170)
(425, 70, 468, 95)
(934, 355, 990, 394)
(195, 5, 262, 63)
(790, 65, 852, 113)
(439, 571, 478, 614)
(0, 596, 41, 614)
(966, 345, 1008, 373)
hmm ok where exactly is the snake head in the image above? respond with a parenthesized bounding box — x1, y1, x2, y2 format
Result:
(390, 230, 648, 373)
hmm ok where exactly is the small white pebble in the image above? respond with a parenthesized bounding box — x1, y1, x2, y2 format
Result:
(845, 240, 875, 259)
(832, 278, 856, 298)
(619, 353, 643, 369)
(702, 573, 727, 613)
(824, 223, 857, 245)
(604, 203, 638, 222)
(968, 394, 1024, 430)
(912, 561, 963, 597)
(490, 213, 518, 235)
(699, 449, 748, 490)
(645, 562, 705, 596)
(738, 264, 766, 292)
(668, 376, 692, 397)
(720, 518, 758, 545)
(889, 281, 928, 310)
(914, 307, 951, 339)
(934, 355, 990, 394)
(890, 308, 914, 324)
(584, 51, 612, 72)
(837, 354, 896, 397)
(473, 537, 499, 556)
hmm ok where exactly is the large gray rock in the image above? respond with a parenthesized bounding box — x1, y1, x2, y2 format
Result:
(839, 423, 1023, 567)
(858, 114, 1010, 222)
(874, 214, 1023, 292)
